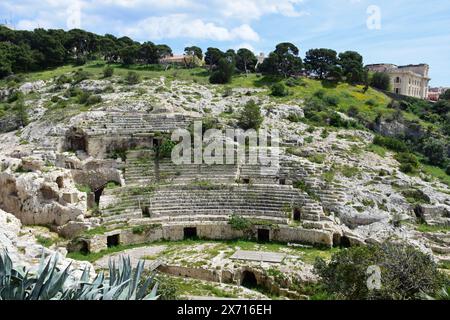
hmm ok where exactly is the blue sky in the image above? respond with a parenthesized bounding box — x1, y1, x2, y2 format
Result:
(1, 0, 449, 86)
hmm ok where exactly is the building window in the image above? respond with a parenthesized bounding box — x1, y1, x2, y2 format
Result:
(396, 77, 401, 83)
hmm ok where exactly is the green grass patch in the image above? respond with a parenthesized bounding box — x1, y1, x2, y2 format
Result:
(367, 144, 387, 157)
(422, 165, 450, 187)
(416, 224, 450, 234)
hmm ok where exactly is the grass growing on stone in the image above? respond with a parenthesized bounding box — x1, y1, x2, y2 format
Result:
(67, 239, 338, 265)
(421, 165, 450, 187)
(162, 275, 243, 299)
(416, 224, 450, 234)
(67, 242, 151, 262)
(35, 235, 57, 248)
(366, 144, 387, 158)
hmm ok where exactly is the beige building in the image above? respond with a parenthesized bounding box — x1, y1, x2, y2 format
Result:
(366, 63, 430, 99)
(159, 54, 204, 67)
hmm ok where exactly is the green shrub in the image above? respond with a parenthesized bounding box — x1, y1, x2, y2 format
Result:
(347, 106, 359, 118)
(287, 113, 302, 123)
(7, 90, 23, 103)
(285, 77, 303, 87)
(155, 276, 179, 300)
(395, 152, 419, 174)
(271, 83, 289, 97)
(370, 72, 391, 91)
(77, 91, 91, 104)
(56, 74, 72, 85)
(373, 135, 408, 153)
(74, 56, 87, 66)
(228, 214, 252, 231)
(154, 139, 176, 159)
(325, 95, 340, 106)
(401, 188, 431, 204)
(314, 89, 326, 99)
(125, 71, 141, 85)
(103, 66, 114, 78)
(209, 58, 235, 84)
(314, 242, 445, 300)
(86, 94, 102, 105)
(73, 69, 91, 84)
(64, 87, 83, 98)
(422, 138, 447, 166)
(237, 100, 264, 130)
(51, 95, 61, 103)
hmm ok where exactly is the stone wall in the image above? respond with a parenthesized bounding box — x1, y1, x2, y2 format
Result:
(80, 222, 333, 254)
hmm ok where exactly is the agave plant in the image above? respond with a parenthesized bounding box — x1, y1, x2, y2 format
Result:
(0, 250, 158, 300)
(422, 287, 450, 301)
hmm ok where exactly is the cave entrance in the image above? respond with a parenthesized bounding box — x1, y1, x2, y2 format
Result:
(340, 236, 351, 248)
(241, 271, 257, 289)
(80, 240, 89, 254)
(94, 187, 105, 207)
(107, 234, 120, 248)
(142, 206, 151, 218)
(242, 178, 250, 184)
(333, 234, 351, 248)
(257, 229, 270, 242)
(184, 227, 198, 240)
(56, 177, 64, 189)
(414, 205, 425, 224)
(293, 208, 301, 221)
(67, 131, 87, 153)
(279, 178, 286, 185)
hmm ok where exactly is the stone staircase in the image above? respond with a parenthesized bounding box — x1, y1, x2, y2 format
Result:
(80, 113, 194, 136)
(99, 184, 324, 224)
(125, 151, 239, 186)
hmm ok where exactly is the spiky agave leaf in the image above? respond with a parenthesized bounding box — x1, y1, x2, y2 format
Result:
(0, 250, 159, 300)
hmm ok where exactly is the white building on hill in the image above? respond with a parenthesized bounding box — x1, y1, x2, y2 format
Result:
(366, 63, 430, 99)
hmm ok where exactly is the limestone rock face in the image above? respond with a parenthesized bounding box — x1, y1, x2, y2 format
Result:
(337, 206, 390, 228)
(19, 80, 46, 94)
(0, 168, 87, 228)
(0, 208, 93, 280)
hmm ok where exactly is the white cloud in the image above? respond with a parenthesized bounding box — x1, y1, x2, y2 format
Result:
(89, 0, 195, 9)
(234, 42, 258, 53)
(16, 19, 55, 30)
(125, 14, 260, 42)
(215, 0, 308, 21)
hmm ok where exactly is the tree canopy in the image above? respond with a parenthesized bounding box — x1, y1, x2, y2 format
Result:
(258, 42, 303, 78)
(304, 48, 339, 80)
(0, 26, 173, 78)
(236, 48, 257, 74)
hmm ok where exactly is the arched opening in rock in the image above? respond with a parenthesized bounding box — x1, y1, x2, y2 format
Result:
(241, 271, 257, 289)
(56, 177, 64, 189)
(40, 186, 59, 201)
(257, 229, 270, 242)
(184, 227, 198, 240)
(340, 236, 351, 248)
(107, 234, 120, 248)
(80, 240, 89, 254)
(66, 129, 87, 153)
(94, 187, 105, 207)
(333, 233, 341, 247)
(242, 178, 250, 184)
(142, 206, 151, 218)
(333, 234, 351, 248)
(293, 208, 301, 221)
(414, 205, 425, 224)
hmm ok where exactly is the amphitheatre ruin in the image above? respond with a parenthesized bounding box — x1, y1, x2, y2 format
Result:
(1, 60, 450, 300)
